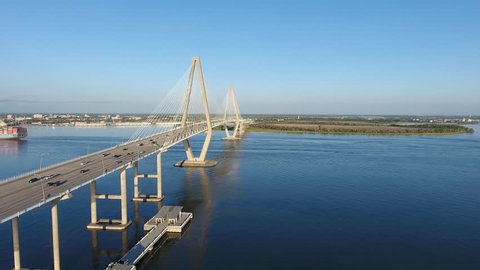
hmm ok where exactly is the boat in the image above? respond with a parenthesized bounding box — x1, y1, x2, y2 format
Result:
(0, 121, 28, 140)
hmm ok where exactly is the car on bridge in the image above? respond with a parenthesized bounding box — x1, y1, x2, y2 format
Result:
(44, 173, 61, 180)
(114, 154, 122, 158)
(28, 177, 41, 183)
(47, 180, 67, 187)
(80, 161, 90, 166)
(102, 153, 110, 157)
(80, 169, 90, 174)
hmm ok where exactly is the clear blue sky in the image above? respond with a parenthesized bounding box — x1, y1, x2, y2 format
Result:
(0, 0, 479, 115)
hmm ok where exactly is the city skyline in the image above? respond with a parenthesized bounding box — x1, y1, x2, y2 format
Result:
(1, 1, 479, 115)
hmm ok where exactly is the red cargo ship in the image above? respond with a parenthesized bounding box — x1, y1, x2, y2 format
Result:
(0, 126, 28, 140)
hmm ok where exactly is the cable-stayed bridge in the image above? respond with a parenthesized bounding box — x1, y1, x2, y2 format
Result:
(0, 57, 247, 270)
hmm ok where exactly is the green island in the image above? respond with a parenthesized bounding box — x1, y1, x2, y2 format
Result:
(246, 116, 475, 135)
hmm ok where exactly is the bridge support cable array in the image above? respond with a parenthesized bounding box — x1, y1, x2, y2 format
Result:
(126, 67, 191, 143)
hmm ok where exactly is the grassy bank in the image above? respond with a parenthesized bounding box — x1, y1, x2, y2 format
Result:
(247, 121, 474, 136)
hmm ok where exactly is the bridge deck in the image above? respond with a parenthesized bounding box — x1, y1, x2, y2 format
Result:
(0, 121, 224, 224)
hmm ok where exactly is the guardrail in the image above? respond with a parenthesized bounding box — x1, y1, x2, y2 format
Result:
(0, 120, 230, 185)
(0, 143, 119, 185)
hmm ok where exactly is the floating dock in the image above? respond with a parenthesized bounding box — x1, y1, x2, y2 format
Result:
(107, 206, 192, 270)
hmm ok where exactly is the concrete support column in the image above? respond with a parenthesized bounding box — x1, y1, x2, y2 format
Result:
(233, 123, 240, 137)
(12, 217, 21, 270)
(182, 139, 194, 161)
(132, 157, 164, 202)
(133, 161, 139, 198)
(90, 181, 97, 224)
(51, 200, 60, 270)
(120, 168, 128, 225)
(156, 152, 163, 198)
(87, 169, 131, 231)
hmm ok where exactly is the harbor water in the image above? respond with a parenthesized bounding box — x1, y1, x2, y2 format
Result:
(1, 126, 480, 270)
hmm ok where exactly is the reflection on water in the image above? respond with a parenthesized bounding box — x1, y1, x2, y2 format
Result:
(90, 230, 129, 268)
(184, 167, 212, 267)
(177, 137, 244, 268)
(214, 139, 243, 178)
(0, 139, 27, 157)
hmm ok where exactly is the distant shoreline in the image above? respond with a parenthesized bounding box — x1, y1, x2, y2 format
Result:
(247, 120, 475, 136)
(247, 127, 471, 136)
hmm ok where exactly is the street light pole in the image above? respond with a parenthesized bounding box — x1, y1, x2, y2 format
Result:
(137, 144, 140, 160)
(102, 157, 106, 173)
(39, 153, 46, 201)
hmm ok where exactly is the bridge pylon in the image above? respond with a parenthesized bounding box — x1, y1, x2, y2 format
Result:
(222, 86, 242, 140)
(175, 57, 217, 167)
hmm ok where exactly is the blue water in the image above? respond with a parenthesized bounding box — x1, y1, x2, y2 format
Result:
(1, 126, 480, 269)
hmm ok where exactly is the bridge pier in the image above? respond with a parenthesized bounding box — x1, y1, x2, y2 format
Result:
(132, 151, 164, 202)
(51, 200, 60, 270)
(10, 198, 70, 270)
(12, 217, 21, 270)
(175, 138, 218, 167)
(87, 168, 131, 231)
(223, 123, 241, 140)
(49, 193, 71, 270)
(90, 181, 97, 224)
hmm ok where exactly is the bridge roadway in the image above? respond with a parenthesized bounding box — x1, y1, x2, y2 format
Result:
(0, 120, 225, 224)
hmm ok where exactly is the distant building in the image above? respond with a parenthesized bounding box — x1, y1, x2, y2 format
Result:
(6, 115, 13, 120)
(33, 114, 43, 119)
